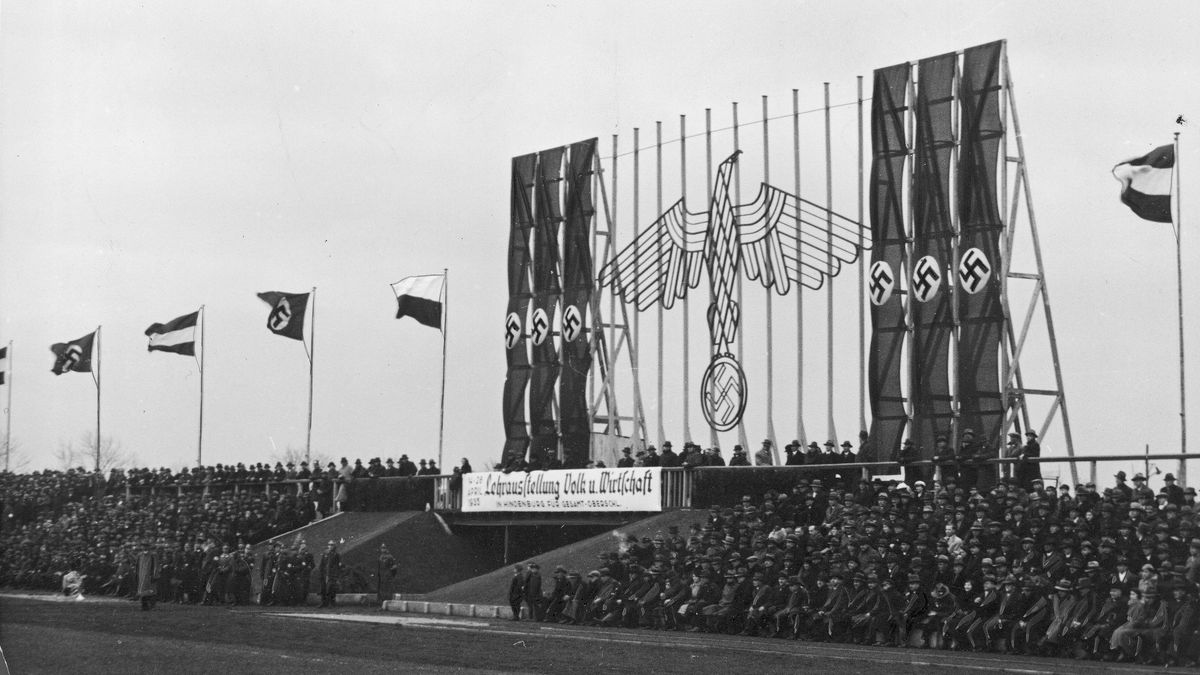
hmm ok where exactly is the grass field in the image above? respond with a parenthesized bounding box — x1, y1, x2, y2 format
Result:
(0, 593, 1166, 675)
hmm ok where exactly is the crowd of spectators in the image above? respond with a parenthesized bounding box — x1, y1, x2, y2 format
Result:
(0, 453, 468, 599)
(511, 468, 1200, 667)
(0, 464, 329, 596)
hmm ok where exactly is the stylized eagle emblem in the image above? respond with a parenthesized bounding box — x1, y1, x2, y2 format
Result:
(598, 151, 867, 431)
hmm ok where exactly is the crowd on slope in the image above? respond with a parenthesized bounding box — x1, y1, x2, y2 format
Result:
(508, 470, 1200, 667)
(0, 468, 314, 596)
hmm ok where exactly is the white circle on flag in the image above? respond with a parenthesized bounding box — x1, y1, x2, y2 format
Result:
(562, 305, 583, 342)
(504, 312, 522, 350)
(958, 247, 992, 295)
(911, 255, 942, 303)
(531, 308, 550, 346)
(868, 261, 895, 306)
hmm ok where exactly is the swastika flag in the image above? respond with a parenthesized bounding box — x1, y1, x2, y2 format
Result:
(391, 274, 444, 330)
(50, 331, 96, 375)
(256, 291, 309, 341)
(1113, 144, 1174, 223)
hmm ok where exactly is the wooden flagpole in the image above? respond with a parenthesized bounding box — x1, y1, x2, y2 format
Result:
(94, 325, 101, 472)
(825, 83, 837, 445)
(197, 305, 205, 467)
(1175, 132, 1187, 485)
(793, 89, 806, 447)
(438, 269, 448, 471)
(5, 340, 11, 472)
(763, 95, 777, 463)
(306, 287, 316, 464)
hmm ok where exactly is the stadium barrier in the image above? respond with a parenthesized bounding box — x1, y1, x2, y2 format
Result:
(418, 453, 1193, 513)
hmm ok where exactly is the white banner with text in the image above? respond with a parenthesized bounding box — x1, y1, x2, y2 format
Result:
(461, 467, 662, 512)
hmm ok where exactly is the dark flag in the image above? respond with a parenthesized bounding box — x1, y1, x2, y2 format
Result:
(0, 345, 7, 385)
(145, 310, 199, 355)
(256, 291, 309, 341)
(50, 332, 96, 375)
(390, 275, 444, 329)
(1113, 144, 1174, 223)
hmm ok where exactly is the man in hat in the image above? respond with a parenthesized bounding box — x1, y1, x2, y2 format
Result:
(899, 572, 929, 647)
(1080, 584, 1130, 660)
(659, 441, 680, 467)
(837, 441, 857, 491)
(729, 445, 751, 467)
(755, 439, 775, 467)
(1113, 471, 1133, 501)
(785, 440, 803, 466)
(1016, 430, 1042, 487)
(541, 565, 571, 623)
(1131, 473, 1154, 502)
(318, 540, 341, 608)
(508, 563, 528, 620)
(1161, 473, 1185, 507)
(1040, 578, 1085, 656)
(618, 447, 635, 468)
(523, 561, 544, 622)
(1163, 582, 1198, 666)
(377, 544, 398, 603)
(933, 434, 957, 484)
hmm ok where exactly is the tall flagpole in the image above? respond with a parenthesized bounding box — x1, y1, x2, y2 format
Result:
(95, 325, 102, 473)
(1175, 132, 1187, 485)
(438, 269, 448, 471)
(306, 287, 316, 464)
(5, 340, 11, 472)
(825, 83, 837, 445)
(197, 305, 205, 467)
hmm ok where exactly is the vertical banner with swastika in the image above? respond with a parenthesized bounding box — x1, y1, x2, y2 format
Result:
(502, 153, 537, 466)
(957, 41, 1006, 464)
(865, 63, 910, 463)
(529, 147, 565, 462)
(909, 52, 957, 468)
(559, 139, 597, 468)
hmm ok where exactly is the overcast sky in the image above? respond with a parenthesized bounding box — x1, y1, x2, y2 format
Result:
(1, 1, 1198, 482)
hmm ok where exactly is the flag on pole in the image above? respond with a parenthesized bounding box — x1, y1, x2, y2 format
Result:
(0, 346, 7, 385)
(50, 332, 96, 375)
(257, 291, 309, 341)
(145, 310, 199, 355)
(391, 274, 445, 329)
(1113, 144, 1175, 223)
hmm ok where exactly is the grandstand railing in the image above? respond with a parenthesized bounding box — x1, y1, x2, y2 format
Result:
(120, 478, 319, 500)
(421, 453, 1193, 513)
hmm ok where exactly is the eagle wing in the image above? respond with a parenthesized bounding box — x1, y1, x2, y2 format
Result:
(597, 199, 708, 311)
(735, 183, 869, 293)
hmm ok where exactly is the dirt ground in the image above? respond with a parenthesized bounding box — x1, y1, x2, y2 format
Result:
(0, 593, 1164, 675)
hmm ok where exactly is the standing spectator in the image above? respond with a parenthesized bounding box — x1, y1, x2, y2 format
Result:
(524, 561, 544, 621)
(459, 458, 473, 474)
(377, 544, 398, 602)
(508, 563, 527, 620)
(136, 543, 159, 611)
(617, 448, 635, 468)
(1016, 430, 1042, 488)
(318, 540, 341, 608)
(755, 440, 774, 467)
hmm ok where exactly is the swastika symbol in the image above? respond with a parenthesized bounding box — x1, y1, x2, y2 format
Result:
(562, 305, 583, 342)
(868, 261, 895, 306)
(268, 298, 292, 331)
(530, 308, 550, 346)
(912, 256, 942, 303)
(700, 355, 747, 432)
(504, 312, 522, 350)
(958, 248, 991, 295)
(58, 344, 83, 373)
